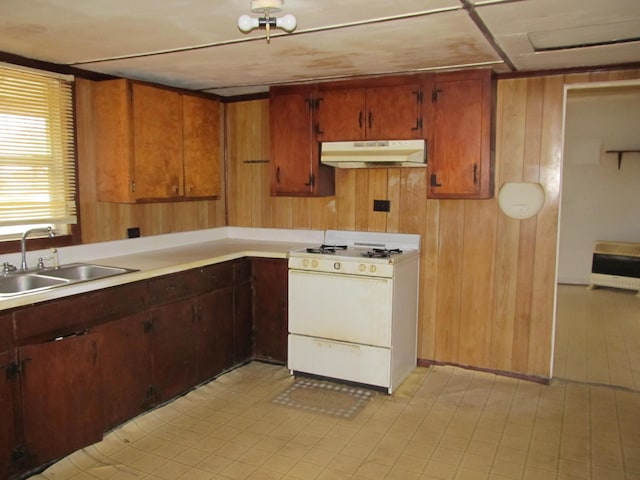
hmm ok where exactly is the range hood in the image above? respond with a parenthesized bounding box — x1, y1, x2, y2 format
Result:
(320, 139, 426, 168)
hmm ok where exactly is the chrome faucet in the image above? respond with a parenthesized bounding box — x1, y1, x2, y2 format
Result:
(20, 227, 55, 271)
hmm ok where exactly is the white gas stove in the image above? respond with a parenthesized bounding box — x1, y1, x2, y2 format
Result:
(287, 230, 420, 393)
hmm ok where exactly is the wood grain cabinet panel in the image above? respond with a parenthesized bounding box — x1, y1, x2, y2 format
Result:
(317, 82, 424, 141)
(0, 347, 15, 480)
(197, 286, 234, 380)
(93, 79, 221, 203)
(18, 332, 104, 471)
(252, 258, 288, 363)
(149, 297, 199, 403)
(183, 94, 221, 198)
(270, 86, 335, 197)
(132, 83, 184, 199)
(427, 69, 495, 199)
(94, 311, 152, 431)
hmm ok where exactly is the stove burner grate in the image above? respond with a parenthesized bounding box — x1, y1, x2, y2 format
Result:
(306, 244, 348, 254)
(361, 248, 402, 259)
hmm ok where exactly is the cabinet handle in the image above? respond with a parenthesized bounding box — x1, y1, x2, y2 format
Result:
(432, 89, 443, 103)
(314, 123, 324, 135)
(276, 167, 281, 184)
(473, 164, 478, 184)
(358, 111, 363, 129)
(411, 118, 423, 131)
(430, 174, 442, 187)
(304, 173, 315, 187)
(412, 90, 424, 104)
(368, 112, 373, 129)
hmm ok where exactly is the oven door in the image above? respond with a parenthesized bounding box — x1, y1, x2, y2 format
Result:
(288, 269, 393, 347)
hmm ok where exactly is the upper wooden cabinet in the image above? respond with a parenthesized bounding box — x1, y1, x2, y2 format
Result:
(427, 69, 495, 199)
(316, 80, 425, 141)
(92, 79, 221, 203)
(269, 86, 335, 197)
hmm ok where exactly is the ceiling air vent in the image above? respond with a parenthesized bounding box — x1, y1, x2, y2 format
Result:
(528, 21, 640, 52)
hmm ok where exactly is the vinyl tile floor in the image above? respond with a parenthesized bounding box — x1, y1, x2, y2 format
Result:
(30, 361, 640, 480)
(553, 284, 640, 391)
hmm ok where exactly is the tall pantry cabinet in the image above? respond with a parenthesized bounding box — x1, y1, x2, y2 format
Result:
(92, 79, 221, 203)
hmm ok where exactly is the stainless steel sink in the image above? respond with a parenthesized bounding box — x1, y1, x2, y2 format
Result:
(0, 274, 69, 296)
(0, 263, 138, 297)
(40, 263, 136, 281)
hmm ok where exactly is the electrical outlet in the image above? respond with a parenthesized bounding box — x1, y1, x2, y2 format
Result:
(127, 227, 140, 238)
(373, 199, 391, 212)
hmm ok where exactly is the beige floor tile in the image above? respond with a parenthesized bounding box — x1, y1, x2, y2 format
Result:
(33, 361, 640, 480)
(554, 284, 640, 390)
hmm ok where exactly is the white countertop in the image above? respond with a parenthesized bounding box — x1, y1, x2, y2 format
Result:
(0, 227, 323, 310)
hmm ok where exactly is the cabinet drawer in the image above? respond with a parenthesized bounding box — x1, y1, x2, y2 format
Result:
(13, 282, 148, 343)
(196, 262, 234, 293)
(147, 270, 196, 305)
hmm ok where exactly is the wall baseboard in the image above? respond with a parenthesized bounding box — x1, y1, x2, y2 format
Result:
(417, 358, 551, 385)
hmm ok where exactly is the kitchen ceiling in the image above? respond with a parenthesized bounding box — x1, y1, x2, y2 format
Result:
(0, 0, 639, 98)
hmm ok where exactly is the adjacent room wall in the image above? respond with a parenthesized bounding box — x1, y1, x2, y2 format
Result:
(559, 86, 640, 284)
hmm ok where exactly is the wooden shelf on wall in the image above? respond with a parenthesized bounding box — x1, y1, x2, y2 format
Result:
(606, 150, 640, 170)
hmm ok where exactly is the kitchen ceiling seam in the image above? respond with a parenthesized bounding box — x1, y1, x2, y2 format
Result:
(460, 0, 517, 72)
(70, 7, 463, 66)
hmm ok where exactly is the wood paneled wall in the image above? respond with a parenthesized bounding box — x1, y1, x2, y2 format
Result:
(226, 68, 640, 378)
(75, 79, 226, 243)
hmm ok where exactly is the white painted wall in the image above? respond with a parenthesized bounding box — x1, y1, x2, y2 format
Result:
(558, 87, 640, 284)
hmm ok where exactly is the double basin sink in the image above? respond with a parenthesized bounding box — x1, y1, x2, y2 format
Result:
(0, 263, 139, 297)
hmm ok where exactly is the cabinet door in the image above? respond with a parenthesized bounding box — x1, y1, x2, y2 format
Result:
(234, 280, 253, 364)
(132, 83, 184, 200)
(0, 349, 15, 479)
(252, 258, 288, 363)
(428, 70, 494, 199)
(366, 84, 423, 140)
(150, 298, 198, 403)
(316, 88, 366, 141)
(94, 312, 153, 430)
(270, 90, 316, 195)
(183, 95, 221, 198)
(197, 286, 234, 381)
(93, 79, 136, 203)
(19, 332, 104, 469)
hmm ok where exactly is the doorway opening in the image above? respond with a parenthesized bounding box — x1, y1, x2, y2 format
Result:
(553, 81, 640, 390)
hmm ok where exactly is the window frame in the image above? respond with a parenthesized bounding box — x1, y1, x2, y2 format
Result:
(0, 61, 81, 254)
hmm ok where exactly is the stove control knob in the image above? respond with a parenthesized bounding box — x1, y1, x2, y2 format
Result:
(359, 264, 366, 272)
(333, 262, 341, 270)
(369, 265, 377, 273)
(311, 259, 319, 268)
(302, 259, 309, 267)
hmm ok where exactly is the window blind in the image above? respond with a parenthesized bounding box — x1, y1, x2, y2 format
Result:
(0, 63, 76, 227)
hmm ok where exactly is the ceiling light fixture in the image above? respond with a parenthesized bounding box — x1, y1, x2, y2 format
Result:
(237, 0, 297, 44)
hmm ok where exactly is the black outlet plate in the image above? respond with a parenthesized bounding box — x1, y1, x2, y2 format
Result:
(373, 199, 391, 212)
(127, 227, 141, 238)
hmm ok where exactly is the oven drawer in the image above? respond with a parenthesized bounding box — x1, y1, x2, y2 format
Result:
(288, 270, 392, 347)
(288, 334, 390, 389)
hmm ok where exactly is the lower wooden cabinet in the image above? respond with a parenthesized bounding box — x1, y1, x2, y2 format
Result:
(252, 258, 288, 363)
(95, 312, 153, 430)
(2, 256, 290, 479)
(150, 297, 199, 403)
(0, 348, 16, 480)
(18, 332, 104, 470)
(197, 286, 234, 381)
